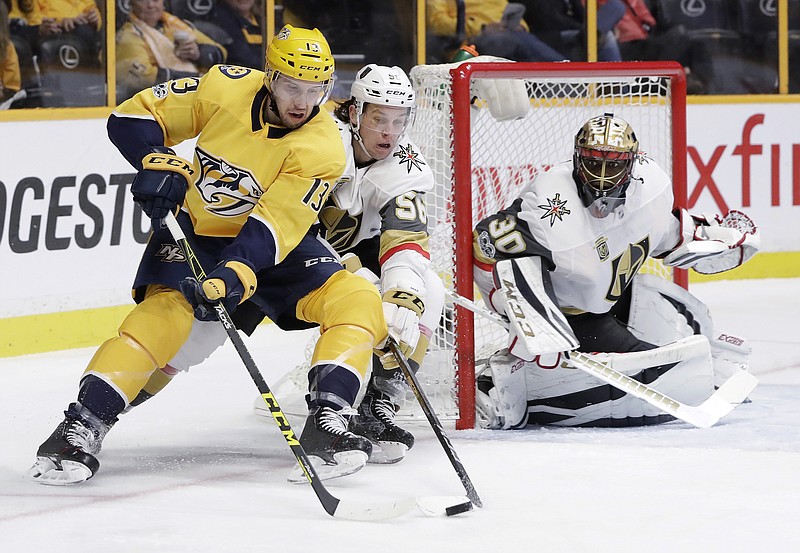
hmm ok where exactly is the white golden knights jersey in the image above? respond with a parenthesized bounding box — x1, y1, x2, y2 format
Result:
(474, 156, 682, 315)
(110, 65, 345, 272)
(319, 119, 435, 278)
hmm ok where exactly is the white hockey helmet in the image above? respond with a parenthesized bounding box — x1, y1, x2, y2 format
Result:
(349, 64, 415, 135)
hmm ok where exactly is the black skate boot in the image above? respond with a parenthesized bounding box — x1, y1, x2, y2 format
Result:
(26, 402, 113, 485)
(287, 406, 373, 483)
(350, 389, 414, 464)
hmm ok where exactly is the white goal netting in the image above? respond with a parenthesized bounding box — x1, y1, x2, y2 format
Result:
(407, 60, 686, 428)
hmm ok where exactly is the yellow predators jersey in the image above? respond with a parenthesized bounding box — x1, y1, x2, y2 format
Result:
(113, 65, 346, 269)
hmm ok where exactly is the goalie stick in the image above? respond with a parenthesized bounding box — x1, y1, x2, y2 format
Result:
(445, 290, 757, 428)
(388, 338, 483, 509)
(164, 212, 467, 521)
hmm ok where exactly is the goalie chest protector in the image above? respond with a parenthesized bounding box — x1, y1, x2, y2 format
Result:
(515, 159, 679, 314)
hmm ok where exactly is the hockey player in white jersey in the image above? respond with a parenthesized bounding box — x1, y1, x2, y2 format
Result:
(322, 64, 445, 463)
(472, 113, 760, 428)
(132, 64, 445, 470)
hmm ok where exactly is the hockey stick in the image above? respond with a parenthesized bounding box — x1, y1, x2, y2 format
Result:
(446, 290, 757, 428)
(163, 212, 420, 521)
(388, 338, 482, 510)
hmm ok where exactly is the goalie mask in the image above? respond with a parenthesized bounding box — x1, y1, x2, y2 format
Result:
(573, 114, 639, 218)
(264, 25, 334, 108)
(349, 64, 415, 142)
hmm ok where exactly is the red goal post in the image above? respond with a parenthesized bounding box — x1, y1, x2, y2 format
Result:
(408, 61, 688, 429)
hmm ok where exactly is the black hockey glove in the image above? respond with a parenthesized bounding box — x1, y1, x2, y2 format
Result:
(131, 147, 195, 222)
(179, 261, 257, 321)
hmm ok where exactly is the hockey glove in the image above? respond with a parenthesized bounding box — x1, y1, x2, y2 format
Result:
(179, 261, 257, 321)
(132, 147, 195, 222)
(664, 210, 759, 274)
(378, 288, 424, 370)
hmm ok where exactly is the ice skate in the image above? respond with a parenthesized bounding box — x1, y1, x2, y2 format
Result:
(287, 406, 372, 483)
(26, 403, 113, 485)
(350, 389, 414, 464)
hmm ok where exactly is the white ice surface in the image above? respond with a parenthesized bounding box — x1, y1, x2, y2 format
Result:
(1, 279, 798, 552)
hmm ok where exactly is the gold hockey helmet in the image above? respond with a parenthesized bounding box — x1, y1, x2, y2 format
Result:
(264, 25, 334, 104)
(573, 113, 639, 217)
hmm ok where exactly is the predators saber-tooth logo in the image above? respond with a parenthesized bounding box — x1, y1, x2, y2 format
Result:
(196, 148, 263, 217)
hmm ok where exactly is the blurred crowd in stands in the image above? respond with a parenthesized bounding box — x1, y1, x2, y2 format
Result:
(0, 0, 798, 110)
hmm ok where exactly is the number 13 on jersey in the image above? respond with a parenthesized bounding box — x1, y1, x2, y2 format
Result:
(302, 178, 332, 212)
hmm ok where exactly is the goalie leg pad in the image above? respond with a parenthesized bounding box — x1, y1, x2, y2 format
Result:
(585, 335, 716, 409)
(478, 349, 530, 430)
(514, 336, 716, 427)
(709, 333, 751, 386)
(627, 274, 712, 345)
(627, 274, 751, 386)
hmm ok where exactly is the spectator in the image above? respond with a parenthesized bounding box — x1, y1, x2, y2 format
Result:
(6, 0, 38, 72)
(519, 0, 625, 61)
(613, 1, 704, 92)
(1, 0, 21, 103)
(116, 0, 226, 102)
(615, 0, 692, 64)
(427, 0, 566, 62)
(214, 0, 262, 69)
(37, 0, 100, 50)
(7, 0, 41, 35)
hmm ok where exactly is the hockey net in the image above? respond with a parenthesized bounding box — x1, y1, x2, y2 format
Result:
(407, 60, 688, 429)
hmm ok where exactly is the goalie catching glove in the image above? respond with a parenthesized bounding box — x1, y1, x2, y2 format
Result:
(131, 147, 195, 222)
(664, 210, 759, 274)
(179, 260, 257, 321)
(378, 288, 424, 370)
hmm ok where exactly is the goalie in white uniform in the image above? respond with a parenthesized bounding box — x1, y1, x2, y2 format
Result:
(136, 64, 444, 469)
(472, 113, 760, 428)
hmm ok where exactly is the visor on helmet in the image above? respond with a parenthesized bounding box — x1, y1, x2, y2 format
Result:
(269, 73, 333, 107)
(358, 104, 412, 136)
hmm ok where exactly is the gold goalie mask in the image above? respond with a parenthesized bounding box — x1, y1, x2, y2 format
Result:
(573, 113, 639, 218)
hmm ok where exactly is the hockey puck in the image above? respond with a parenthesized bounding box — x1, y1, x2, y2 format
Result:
(445, 501, 473, 517)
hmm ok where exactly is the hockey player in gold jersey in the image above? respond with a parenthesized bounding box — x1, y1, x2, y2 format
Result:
(128, 65, 445, 470)
(27, 26, 387, 486)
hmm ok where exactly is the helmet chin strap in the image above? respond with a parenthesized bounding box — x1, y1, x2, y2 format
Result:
(260, 83, 281, 125)
(349, 119, 374, 162)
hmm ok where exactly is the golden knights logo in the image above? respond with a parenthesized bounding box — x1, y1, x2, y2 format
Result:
(538, 193, 570, 226)
(595, 236, 609, 261)
(195, 148, 263, 217)
(605, 236, 650, 302)
(319, 205, 361, 251)
(393, 144, 425, 173)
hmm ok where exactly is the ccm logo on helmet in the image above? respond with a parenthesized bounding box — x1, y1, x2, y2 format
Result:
(299, 65, 321, 71)
(385, 90, 405, 95)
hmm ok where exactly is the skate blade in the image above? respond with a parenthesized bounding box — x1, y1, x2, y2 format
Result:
(287, 451, 368, 484)
(367, 441, 408, 464)
(25, 457, 94, 486)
